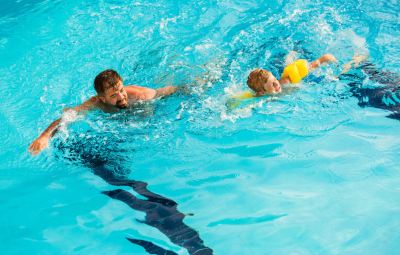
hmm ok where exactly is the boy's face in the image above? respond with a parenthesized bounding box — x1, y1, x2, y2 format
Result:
(259, 73, 282, 95)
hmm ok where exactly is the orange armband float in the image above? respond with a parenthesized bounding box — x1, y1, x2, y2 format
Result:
(281, 59, 309, 83)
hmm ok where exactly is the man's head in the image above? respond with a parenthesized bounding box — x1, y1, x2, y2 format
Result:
(94, 69, 128, 109)
(247, 68, 281, 96)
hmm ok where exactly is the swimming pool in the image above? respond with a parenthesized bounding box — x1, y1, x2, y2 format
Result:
(1, 0, 399, 254)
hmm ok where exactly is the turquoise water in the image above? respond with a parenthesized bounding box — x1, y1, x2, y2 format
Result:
(1, 0, 400, 254)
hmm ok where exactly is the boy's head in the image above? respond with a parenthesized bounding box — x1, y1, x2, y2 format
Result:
(247, 68, 281, 95)
(94, 69, 128, 109)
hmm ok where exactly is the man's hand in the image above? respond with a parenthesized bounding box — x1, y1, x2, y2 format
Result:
(29, 134, 50, 155)
(163, 85, 178, 95)
(177, 84, 193, 95)
(155, 85, 178, 97)
(28, 118, 61, 156)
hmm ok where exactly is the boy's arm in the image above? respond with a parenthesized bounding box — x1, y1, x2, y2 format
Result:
(28, 97, 97, 155)
(309, 54, 337, 70)
(339, 55, 368, 76)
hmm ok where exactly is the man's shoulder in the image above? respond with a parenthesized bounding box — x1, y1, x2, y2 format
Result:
(85, 96, 101, 105)
(125, 85, 157, 100)
(125, 85, 149, 91)
(125, 85, 143, 97)
(80, 96, 101, 110)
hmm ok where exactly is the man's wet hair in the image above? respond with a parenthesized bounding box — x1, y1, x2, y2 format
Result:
(94, 69, 123, 95)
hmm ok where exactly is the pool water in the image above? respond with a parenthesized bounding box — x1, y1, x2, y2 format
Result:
(1, 0, 400, 254)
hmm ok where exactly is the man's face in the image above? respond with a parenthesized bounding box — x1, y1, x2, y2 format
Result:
(101, 80, 129, 109)
(257, 74, 282, 95)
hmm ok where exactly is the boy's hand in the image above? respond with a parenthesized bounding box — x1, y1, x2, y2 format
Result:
(29, 135, 50, 155)
(320, 54, 337, 64)
(310, 54, 337, 69)
(340, 54, 368, 75)
(352, 54, 368, 67)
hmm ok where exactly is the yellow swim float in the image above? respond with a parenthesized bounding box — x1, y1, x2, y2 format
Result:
(226, 91, 255, 109)
(231, 91, 255, 100)
(281, 59, 309, 83)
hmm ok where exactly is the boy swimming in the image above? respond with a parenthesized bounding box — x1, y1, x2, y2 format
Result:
(246, 53, 337, 96)
(225, 53, 337, 109)
(238, 52, 400, 120)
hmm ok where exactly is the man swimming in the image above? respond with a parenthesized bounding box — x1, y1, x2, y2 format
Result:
(29, 69, 178, 155)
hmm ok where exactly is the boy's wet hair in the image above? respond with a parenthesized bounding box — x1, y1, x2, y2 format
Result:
(247, 68, 272, 93)
(94, 69, 123, 95)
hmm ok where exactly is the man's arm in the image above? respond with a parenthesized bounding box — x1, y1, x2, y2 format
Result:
(28, 118, 62, 155)
(28, 97, 98, 155)
(155, 85, 178, 98)
(126, 85, 178, 101)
